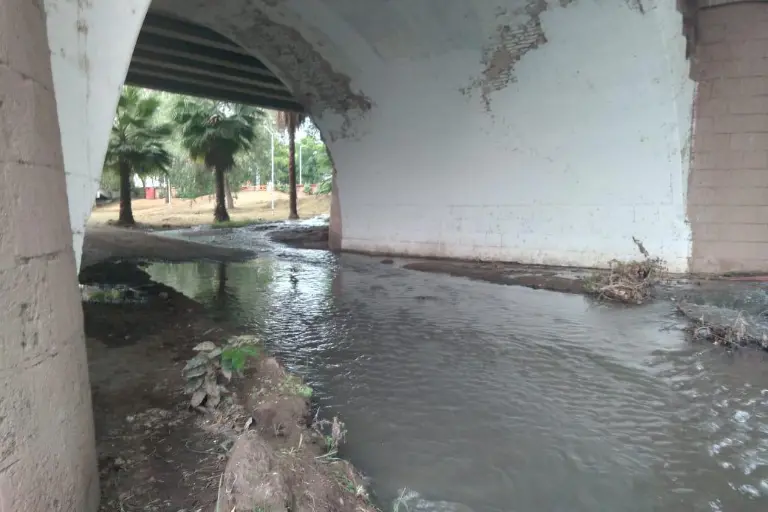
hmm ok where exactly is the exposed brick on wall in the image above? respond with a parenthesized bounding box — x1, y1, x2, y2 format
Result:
(689, 2, 768, 273)
(0, 0, 99, 510)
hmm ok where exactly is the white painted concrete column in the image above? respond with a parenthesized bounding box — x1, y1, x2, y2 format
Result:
(43, 0, 152, 270)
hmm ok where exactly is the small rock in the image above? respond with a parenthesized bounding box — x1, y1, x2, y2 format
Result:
(193, 341, 216, 352)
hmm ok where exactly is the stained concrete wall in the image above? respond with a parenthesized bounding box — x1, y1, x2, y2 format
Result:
(689, 2, 768, 273)
(47, 0, 695, 273)
(0, 0, 99, 510)
(148, 0, 694, 272)
(327, 0, 694, 272)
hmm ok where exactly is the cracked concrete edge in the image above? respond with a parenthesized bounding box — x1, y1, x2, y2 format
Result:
(460, 0, 651, 111)
(152, 0, 373, 142)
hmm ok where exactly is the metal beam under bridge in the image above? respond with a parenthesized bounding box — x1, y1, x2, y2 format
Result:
(126, 11, 305, 113)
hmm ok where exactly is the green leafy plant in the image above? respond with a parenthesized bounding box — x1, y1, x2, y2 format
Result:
(279, 374, 313, 398)
(303, 183, 313, 195)
(316, 175, 332, 195)
(221, 344, 260, 379)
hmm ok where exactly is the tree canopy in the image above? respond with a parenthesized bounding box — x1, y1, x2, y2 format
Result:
(104, 86, 172, 224)
(101, 89, 334, 205)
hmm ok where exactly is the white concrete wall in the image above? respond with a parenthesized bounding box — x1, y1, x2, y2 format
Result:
(315, 0, 695, 271)
(46, 0, 695, 272)
(43, 0, 152, 269)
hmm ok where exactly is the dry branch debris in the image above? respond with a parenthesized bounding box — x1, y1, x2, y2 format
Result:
(676, 302, 768, 351)
(584, 237, 666, 304)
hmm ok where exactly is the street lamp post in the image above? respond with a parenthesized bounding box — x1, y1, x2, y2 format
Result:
(270, 128, 275, 212)
(299, 144, 303, 186)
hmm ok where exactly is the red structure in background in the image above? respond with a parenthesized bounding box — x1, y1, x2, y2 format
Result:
(145, 187, 157, 200)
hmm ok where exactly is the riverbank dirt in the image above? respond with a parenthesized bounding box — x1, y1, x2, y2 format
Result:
(268, 225, 330, 250)
(82, 225, 255, 267)
(83, 260, 376, 511)
(88, 189, 331, 229)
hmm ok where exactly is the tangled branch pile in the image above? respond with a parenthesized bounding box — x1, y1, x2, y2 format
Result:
(584, 237, 666, 304)
(676, 302, 768, 350)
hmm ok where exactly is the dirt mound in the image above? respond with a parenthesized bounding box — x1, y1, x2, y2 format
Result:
(216, 357, 376, 512)
(218, 430, 372, 512)
(269, 225, 330, 250)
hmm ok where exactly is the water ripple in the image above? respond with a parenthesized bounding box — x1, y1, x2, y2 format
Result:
(147, 233, 768, 512)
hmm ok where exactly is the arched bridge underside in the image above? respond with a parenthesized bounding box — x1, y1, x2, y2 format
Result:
(1, 1, 767, 508)
(43, 0, 768, 278)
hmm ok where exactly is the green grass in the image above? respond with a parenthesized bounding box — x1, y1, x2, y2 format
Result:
(279, 374, 313, 399)
(211, 218, 265, 229)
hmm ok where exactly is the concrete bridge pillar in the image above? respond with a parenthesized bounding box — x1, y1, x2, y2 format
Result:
(0, 1, 99, 510)
(689, 1, 768, 272)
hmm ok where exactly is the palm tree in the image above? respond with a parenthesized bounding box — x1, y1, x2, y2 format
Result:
(276, 111, 306, 220)
(173, 98, 261, 222)
(104, 87, 172, 225)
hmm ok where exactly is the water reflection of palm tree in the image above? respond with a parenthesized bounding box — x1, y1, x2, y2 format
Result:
(211, 262, 233, 318)
(194, 262, 239, 322)
(217, 262, 227, 300)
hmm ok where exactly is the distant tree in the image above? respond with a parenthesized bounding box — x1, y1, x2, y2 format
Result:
(104, 87, 171, 225)
(276, 111, 306, 220)
(174, 98, 263, 222)
(295, 135, 332, 184)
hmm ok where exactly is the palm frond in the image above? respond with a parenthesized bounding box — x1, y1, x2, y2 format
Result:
(173, 96, 259, 173)
(104, 86, 172, 176)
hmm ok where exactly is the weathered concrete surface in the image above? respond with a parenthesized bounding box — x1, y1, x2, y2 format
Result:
(688, 2, 768, 273)
(43, 0, 152, 270)
(48, 0, 768, 276)
(0, 0, 99, 510)
(147, 0, 696, 272)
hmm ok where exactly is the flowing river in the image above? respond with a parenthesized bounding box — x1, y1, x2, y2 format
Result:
(146, 224, 768, 512)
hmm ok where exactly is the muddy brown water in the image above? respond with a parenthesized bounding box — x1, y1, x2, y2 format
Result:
(146, 225, 768, 511)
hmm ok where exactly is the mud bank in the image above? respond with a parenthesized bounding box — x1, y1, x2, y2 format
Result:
(83, 261, 376, 511)
(83, 225, 255, 268)
(268, 224, 330, 250)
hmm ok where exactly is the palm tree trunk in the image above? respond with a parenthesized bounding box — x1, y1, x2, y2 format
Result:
(213, 166, 230, 222)
(118, 160, 135, 226)
(225, 176, 235, 210)
(288, 113, 299, 220)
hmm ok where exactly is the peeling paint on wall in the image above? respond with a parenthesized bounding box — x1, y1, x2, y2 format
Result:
(677, 0, 699, 62)
(461, 0, 651, 111)
(460, 1, 550, 111)
(153, 0, 372, 141)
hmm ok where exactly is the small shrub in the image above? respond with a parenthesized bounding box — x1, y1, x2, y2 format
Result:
(316, 176, 332, 195)
(279, 374, 313, 398)
(303, 183, 313, 195)
(313, 414, 346, 458)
